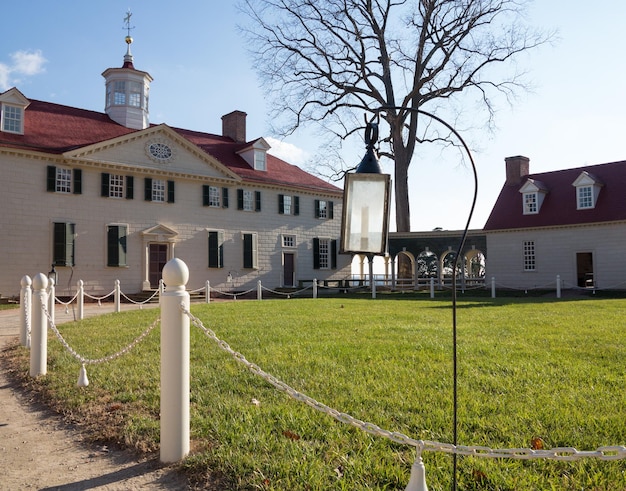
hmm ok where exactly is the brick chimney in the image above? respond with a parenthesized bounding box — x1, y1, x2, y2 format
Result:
(505, 155, 530, 186)
(221, 110, 247, 143)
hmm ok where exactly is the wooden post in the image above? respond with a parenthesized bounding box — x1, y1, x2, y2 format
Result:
(78, 279, 84, 320)
(160, 258, 190, 463)
(115, 279, 121, 313)
(30, 273, 48, 377)
(20, 275, 32, 347)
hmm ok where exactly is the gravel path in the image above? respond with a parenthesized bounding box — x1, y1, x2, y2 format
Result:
(0, 303, 193, 491)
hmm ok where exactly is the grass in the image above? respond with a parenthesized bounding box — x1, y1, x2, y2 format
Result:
(4, 295, 626, 490)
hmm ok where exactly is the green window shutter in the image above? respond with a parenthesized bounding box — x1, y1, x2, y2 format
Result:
(314, 199, 320, 218)
(237, 189, 244, 210)
(222, 187, 229, 208)
(167, 180, 175, 203)
(208, 231, 224, 268)
(328, 201, 334, 219)
(47, 166, 56, 192)
(331, 239, 337, 269)
(144, 178, 152, 201)
(313, 238, 320, 269)
(255, 191, 261, 212)
(243, 233, 253, 268)
(53, 222, 75, 267)
(294, 196, 300, 216)
(73, 169, 82, 194)
(126, 176, 134, 199)
(107, 225, 127, 267)
(278, 194, 285, 214)
(202, 185, 210, 206)
(101, 173, 110, 197)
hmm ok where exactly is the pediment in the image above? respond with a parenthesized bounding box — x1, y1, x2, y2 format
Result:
(63, 124, 240, 181)
(141, 224, 178, 238)
(0, 87, 30, 107)
(572, 171, 603, 187)
(519, 178, 547, 194)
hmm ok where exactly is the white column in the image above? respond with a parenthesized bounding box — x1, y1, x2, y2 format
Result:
(556, 274, 561, 298)
(160, 258, 190, 463)
(205, 280, 211, 304)
(30, 273, 48, 377)
(114, 279, 121, 313)
(491, 277, 496, 298)
(78, 279, 84, 320)
(257, 280, 262, 300)
(20, 275, 32, 347)
(48, 278, 55, 328)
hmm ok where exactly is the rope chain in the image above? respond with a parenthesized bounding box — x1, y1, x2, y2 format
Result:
(181, 304, 626, 462)
(41, 299, 159, 365)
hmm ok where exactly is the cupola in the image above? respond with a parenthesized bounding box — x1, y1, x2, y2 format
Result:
(102, 12, 152, 130)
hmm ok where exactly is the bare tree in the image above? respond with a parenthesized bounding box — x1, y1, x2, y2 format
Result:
(240, 0, 554, 232)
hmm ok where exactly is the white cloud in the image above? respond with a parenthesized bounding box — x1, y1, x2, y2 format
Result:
(0, 50, 47, 90)
(266, 137, 311, 166)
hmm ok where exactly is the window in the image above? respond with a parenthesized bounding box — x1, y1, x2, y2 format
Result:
(129, 82, 142, 107)
(145, 178, 174, 203)
(254, 150, 267, 171)
(203, 185, 221, 207)
(102, 173, 133, 199)
(279, 195, 300, 215)
(523, 192, 538, 214)
(2, 105, 23, 133)
(243, 232, 258, 269)
(114, 81, 126, 105)
(208, 231, 224, 268)
(577, 185, 593, 209)
(313, 238, 337, 270)
(107, 225, 127, 267)
(237, 189, 261, 211)
(47, 166, 82, 194)
(523, 241, 535, 271)
(53, 222, 75, 267)
(282, 235, 296, 248)
(315, 199, 334, 219)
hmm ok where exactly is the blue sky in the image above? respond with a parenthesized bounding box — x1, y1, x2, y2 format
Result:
(3, 1, 626, 231)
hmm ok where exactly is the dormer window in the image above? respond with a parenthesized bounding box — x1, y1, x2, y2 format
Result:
(237, 137, 271, 171)
(0, 87, 30, 135)
(572, 171, 603, 210)
(254, 149, 266, 171)
(519, 179, 547, 215)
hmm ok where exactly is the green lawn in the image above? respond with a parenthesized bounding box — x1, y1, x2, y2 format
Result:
(7, 296, 626, 489)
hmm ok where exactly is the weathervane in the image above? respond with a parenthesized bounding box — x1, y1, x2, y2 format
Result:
(124, 9, 135, 44)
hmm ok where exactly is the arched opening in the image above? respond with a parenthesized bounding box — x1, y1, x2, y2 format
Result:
(416, 250, 438, 288)
(396, 251, 415, 290)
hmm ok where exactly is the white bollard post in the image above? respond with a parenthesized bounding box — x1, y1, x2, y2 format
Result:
(313, 279, 318, 299)
(404, 455, 428, 491)
(115, 279, 121, 313)
(160, 258, 190, 464)
(257, 280, 262, 300)
(20, 275, 32, 347)
(429, 278, 435, 299)
(205, 280, 211, 304)
(48, 277, 55, 328)
(30, 273, 49, 377)
(78, 279, 84, 320)
(491, 277, 496, 298)
(556, 274, 561, 298)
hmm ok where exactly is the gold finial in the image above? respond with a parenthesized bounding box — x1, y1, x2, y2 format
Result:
(124, 9, 135, 45)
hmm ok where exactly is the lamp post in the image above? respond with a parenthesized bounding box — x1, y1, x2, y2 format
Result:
(48, 264, 58, 285)
(340, 122, 391, 298)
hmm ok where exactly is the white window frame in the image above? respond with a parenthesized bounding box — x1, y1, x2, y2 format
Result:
(208, 186, 221, 207)
(56, 167, 72, 194)
(317, 200, 328, 219)
(243, 190, 254, 211)
(2, 104, 23, 133)
(577, 185, 594, 209)
(254, 150, 267, 171)
(109, 174, 125, 198)
(318, 238, 330, 269)
(282, 234, 296, 248)
(523, 192, 538, 214)
(523, 241, 536, 271)
(152, 179, 166, 202)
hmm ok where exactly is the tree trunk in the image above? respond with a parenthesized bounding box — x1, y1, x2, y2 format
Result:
(393, 139, 411, 233)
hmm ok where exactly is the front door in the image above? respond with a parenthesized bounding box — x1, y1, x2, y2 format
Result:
(576, 252, 594, 288)
(149, 243, 168, 289)
(283, 252, 295, 287)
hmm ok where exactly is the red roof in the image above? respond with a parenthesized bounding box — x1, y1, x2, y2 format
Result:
(0, 98, 340, 194)
(484, 160, 626, 230)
